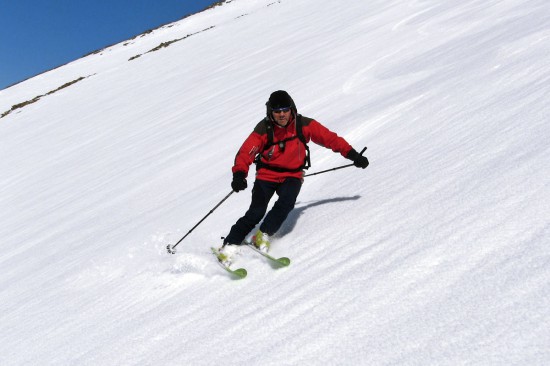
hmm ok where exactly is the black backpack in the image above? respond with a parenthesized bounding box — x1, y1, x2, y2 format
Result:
(254, 114, 311, 173)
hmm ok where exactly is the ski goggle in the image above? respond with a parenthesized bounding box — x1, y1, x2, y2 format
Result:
(272, 107, 291, 113)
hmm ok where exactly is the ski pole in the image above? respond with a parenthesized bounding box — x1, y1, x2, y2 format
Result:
(167, 190, 234, 254)
(304, 147, 367, 177)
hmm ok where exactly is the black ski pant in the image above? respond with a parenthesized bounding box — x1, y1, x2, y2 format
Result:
(224, 177, 302, 245)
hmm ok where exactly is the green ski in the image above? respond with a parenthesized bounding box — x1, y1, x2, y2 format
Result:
(210, 247, 247, 279)
(244, 242, 291, 267)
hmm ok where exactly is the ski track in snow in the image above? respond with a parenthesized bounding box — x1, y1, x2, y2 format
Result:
(1, 0, 549, 365)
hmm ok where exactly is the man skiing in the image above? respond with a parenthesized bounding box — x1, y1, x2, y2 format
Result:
(217, 90, 369, 265)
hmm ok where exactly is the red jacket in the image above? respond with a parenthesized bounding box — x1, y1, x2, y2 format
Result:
(233, 115, 353, 182)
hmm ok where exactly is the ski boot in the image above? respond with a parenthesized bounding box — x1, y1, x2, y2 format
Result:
(216, 244, 240, 267)
(252, 230, 271, 253)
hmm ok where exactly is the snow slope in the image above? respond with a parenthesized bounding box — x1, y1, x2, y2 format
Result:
(1, 0, 549, 364)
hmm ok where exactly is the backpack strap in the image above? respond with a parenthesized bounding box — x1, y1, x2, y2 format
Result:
(296, 115, 311, 170)
(254, 115, 311, 172)
(265, 117, 274, 148)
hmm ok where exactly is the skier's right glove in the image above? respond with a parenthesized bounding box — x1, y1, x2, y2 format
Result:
(231, 171, 248, 192)
(347, 148, 369, 169)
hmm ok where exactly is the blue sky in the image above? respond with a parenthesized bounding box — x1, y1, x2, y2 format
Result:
(0, 0, 219, 90)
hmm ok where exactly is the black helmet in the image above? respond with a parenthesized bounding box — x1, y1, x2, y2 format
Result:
(266, 90, 297, 119)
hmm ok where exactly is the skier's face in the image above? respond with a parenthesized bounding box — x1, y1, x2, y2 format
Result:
(272, 108, 291, 126)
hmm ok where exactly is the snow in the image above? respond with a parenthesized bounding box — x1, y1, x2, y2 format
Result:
(1, 0, 549, 364)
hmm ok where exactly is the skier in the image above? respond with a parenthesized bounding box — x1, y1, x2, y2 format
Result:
(217, 90, 369, 265)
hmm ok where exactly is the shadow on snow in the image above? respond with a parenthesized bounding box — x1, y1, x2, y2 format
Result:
(277, 195, 361, 237)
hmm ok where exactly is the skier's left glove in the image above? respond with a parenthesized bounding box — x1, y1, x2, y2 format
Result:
(347, 148, 369, 169)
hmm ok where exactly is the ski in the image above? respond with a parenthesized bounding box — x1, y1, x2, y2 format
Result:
(244, 241, 291, 267)
(210, 247, 247, 279)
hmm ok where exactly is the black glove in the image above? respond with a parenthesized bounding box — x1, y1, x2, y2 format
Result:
(347, 148, 369, 169)
(231, 171, 248, 192)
